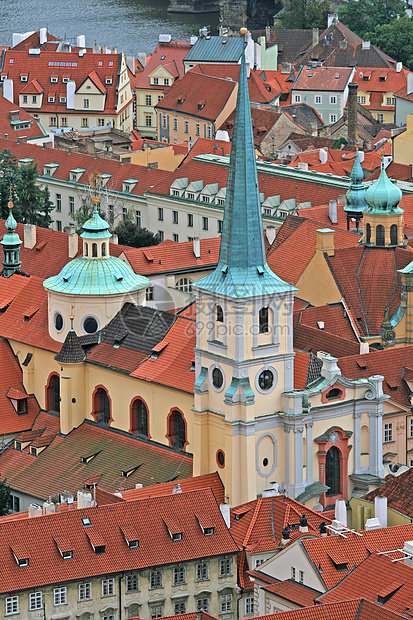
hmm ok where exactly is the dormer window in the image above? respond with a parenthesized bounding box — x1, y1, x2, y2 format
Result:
(48, 96, 55, 103)
(18, 558, 29, 567)
(105, 77, 113, 85)
(172, 532, 182, 542)
(62, 550, 73, 559)
(60, 96, 66, 104)
(82, 517, 92, 527)
(62, 77, 70, 83)
(20, 75, 28, 82)
(204, 527, 214, 536)
(51, 76, 58, 84)
(17, 398, 27, 414)
(12, 547, 30, 567)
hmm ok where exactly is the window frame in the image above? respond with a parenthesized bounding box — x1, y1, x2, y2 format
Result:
(150, 569, 163, 589)
(29, 591, 42, 611)
(219, 557, 232, 577)
(126, 573, 139, 593)
(53, 587, 67, 606)
(173, 565, 186, 585)
(384, 422, 393, 442)
(5, 596, 19, 615)
(101, 577, 115, 597)
(78, 582, 92, 601)
(220, 593, 232, 614)
(196, 560, 209, 581)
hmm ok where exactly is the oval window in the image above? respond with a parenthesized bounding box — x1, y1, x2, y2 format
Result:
(217, 450, 225, 468)
(326, 387, 342, 400)
(258, 369, 274, 391)
(54, 312, 64, 332)
(83, 316, 98, 334)
(212, 367, 224, 389)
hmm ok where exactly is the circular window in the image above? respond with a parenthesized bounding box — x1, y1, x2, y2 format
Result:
(82, 315, 99, 334)
(54, 311, 64, 333)
(212, 368, 224, 389)
(216, 450, 225, 468)
(259, 370, 274, 391)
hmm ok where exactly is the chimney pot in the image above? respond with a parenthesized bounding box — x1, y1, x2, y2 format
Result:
(329, 200, 337, 224)
(24, 223, 36, 249)
(193, 237, 200, 259)
(220, 503, 230, 529)
(374, 495, 387, 527)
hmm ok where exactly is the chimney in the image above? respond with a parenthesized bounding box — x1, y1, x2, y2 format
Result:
(67, 80, 76, 110)
(298, 162, 309, 171)
(358, 150, 365, 163)
(39, 27, 47, 45)
(329, 200, 337, 224)
(193, 237, 201, 259)
(77, 489, 94, 508)
(312, 28, 319, 48)
(220, 503, 230, 529)
(68, 227, 78, 258)
(12, 32, 23, 47)
(281, 62, 292, 75)
(330, 519, 343, 536)
(110, 233, 118, 245)
(396, 61, 402, 73)
(335, 499, 347, 527)
(347, 82, 358, 147)
(299, 514, 308, 533)
(172, 483, 182, 494)
(407, 74, 413, 96)
(327, 13, 338, 27)
(319, 521, 328, 537)
(316, 228, 335, 256)
(135, 483, 143, 489)
(42, 499, 55, 515)
(365, 517, 381, 530)
(28, 503, 42, 518)
(137, 52, 147, 68)
(9, 110, 20, 122)
(362, 40, 371, 50)
(319, 148, 328, 164)
(360, 342, 369, 354)
(404, 541, 413, 567)
(3, 79, 13, 103)
(262, 481, 281, 497)
(320, 355, 341, 381)
(24, 223, 36, 249)
(77, 34, 86, 48)
(266, 227, 276, 245)
(375, 495, 387, 528)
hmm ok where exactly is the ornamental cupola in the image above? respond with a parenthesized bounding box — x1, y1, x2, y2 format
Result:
(343, 150, 367, 234)
(43, 197, 150, 343)
(361, 156, 405, 248)
(1, 193, 22, 278)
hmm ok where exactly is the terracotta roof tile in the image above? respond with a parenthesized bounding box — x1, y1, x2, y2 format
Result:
(363, 467, 413, 516)
(262, 580, 319, 607)
(245, 599, 406, 620)
(135, 40, 191, 90)
(120, 472, 225, 504)
(293, 67, 355, 92)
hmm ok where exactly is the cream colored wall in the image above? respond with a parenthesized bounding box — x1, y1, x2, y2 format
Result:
(296, 249, 342, 306)
(259, 542, 326, 592)
(382, 400, 409, 466)
(0, 555, 238, 620)
(75, 80, 106, 112)
(122, 146, 186, 171)
(394, 114, 413, 165)
(350, 497, 413, 529)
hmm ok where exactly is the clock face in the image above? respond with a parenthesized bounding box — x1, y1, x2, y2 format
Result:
(329, 431, 339, 444)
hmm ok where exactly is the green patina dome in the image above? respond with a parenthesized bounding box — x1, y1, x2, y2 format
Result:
(365, 158, 403, 213)
(43, 203, 149, 296)
(1, 203, 21, 248)
(344, 151, 368, 214)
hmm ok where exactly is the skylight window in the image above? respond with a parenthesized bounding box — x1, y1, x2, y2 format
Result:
(82, 517, 92, 527)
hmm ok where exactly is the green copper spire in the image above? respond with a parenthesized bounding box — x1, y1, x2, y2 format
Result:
(81, 198, 111, 240)
(194, 49, 295, 298)
(365, 156, 403, 214)
(1, 195, 22, 278)
(344, 151, 368, 215)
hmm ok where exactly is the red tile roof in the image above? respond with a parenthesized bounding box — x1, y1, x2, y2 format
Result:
(179, 137, 232, 166)
(299, 521, 413, 590)
(1, 47, 129, 115)
(229, 495, 332, 553)
(238, 549, 254, 590)
(0, 95, 47, 141)
(262, 580, 319, 607)
(294, 350, 311, 389)
(156, 71, 237, 121)
(220, 107, 289, 147)
(245, 599, 406, 620)
(129, 614, 219, 620)
(317, 552, 413, 615)
(293, 67, 355, 92)
(367, 161, 413, 183)
(0, 417, 193, 501)
(363, 467, 413, 516)
(0, 338, 40, 435)
(135, 40, 191, 90)
(0, 487, 238, 594)
(338, 345, 413, 408)
(120, 472, 225, 504)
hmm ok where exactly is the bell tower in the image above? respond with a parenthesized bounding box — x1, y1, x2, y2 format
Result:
(1, 193, 22, 278)
(192, 40, 296, 505)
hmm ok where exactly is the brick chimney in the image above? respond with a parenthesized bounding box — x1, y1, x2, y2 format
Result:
(348, 82, 358, 146)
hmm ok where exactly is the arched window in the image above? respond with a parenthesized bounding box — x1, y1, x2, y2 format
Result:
(325, 387, 342, 401)
(130, 399, 148, 437)
(376, 225, 385, 247)
(46, 374, 60, 413)
(216, 305, 224, 323)
(176, 278, 192, 293)
(93, 387, 111, 425)
(168, 410, 187, 451)
(92, 243, 98, 257)
(85, 243, 89, 257)
(390, 224, 398, 245)
(325, 446, 341, 496)
(102, 242, 106, 257)
(366, 223, 371, 244)
(259, 307, 270, 333)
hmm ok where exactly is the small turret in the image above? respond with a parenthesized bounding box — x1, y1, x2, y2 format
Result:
(344, 150, 367, 234)
(1, 192, 22, 277)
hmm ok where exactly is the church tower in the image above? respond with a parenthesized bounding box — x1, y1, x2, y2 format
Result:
(1, 195, 22, 278)
(192, 42, 296, 505)
(343, 150, 367, 234)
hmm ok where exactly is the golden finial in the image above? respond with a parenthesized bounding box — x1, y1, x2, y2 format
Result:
(240, 11, 248, 35)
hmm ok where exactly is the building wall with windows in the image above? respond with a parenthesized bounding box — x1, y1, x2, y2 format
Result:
(290, 89, 346, 125)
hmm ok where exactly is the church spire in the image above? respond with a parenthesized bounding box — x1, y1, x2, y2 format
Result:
(194, 44, 295, 298)
(344, 150, 367, 234)
(1, 189, 22, 278)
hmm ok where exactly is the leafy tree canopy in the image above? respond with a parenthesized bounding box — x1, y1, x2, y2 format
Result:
(114, 218, 160, 248)
(0, 149, 54, 228)
(366, 16, 413, 70)
(279, 0, 331, 30)
(0, 479, 11, 516)
(338, 0, 407, 38)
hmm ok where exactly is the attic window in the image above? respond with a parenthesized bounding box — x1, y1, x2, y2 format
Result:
(81, 451, 101, 464)
(18, 558, 29, 567)
(325, 388, 342, 400)
(335, 74, 340, 79)
(204, 527, 214, 536)
(60, 96, 66, 104)
(172, 532, 183, 542)
(379, 76, 386, 82)
(62, 77, 70, 83)
(17, 398, 28, 414)
(82, 517, 92, 527)
(105, 77, 112, 85)
(51, 76, 58, 83)
(14, 441, 22, 451)
(30, 446, 37, 456)
(20, 75, 28, 82)
(377, 582, 403, 604)
(62, 550, 73, 559)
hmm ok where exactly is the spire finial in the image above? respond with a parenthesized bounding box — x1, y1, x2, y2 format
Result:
(8, 185, 13, 210)
(92, 195, 99, 212)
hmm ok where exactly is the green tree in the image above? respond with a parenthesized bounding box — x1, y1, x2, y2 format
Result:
(71, 201, 106, 234)
(280, 0, 331, 30)
(114, 218, 160, 248)
(338, 0, 407, 38)
(367, 16, 413, 69)
(0, 479, 11, 516)
(0, 149, 54, 227)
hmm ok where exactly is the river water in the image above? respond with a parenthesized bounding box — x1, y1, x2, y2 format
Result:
(0, 0, 219, 56)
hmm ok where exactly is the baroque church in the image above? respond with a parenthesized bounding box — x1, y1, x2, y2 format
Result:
(0, 45, 390, 509)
